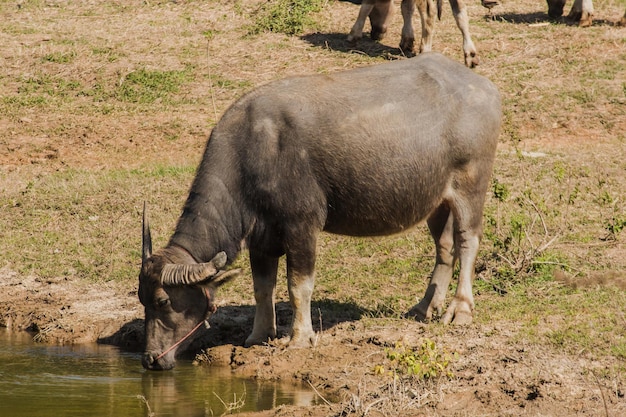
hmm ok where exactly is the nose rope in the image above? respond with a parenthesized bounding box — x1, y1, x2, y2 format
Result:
(154, 287, 211, 362)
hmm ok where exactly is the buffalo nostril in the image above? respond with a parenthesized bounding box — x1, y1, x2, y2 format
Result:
(142, 353, 155, 369)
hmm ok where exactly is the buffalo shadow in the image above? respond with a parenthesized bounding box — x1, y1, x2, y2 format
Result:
(487, 11, 619, 27)
(300, 31, 410, 58)
(99, 299, 382, 355)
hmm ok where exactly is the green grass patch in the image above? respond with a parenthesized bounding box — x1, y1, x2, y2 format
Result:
(248, 0, 326, 36)
(116, 67, 194, 104)
(42, 50, 77, 64)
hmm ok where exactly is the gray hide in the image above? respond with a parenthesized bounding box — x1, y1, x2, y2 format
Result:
(138, 52, 501, 370)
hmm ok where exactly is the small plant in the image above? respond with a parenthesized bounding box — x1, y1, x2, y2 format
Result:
(375, 340, 457, 381)
(492, 177, 510, 202)
(115, 67, 192, 104)
(249, 0, 326, 36)
(605, 214, 626, 239)
(42, 51, 76, 64)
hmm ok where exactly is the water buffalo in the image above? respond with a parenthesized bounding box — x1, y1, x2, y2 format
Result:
(139, 52, 501, 370)
(347, 0, 479, 68)
(485, 0, 625, 27)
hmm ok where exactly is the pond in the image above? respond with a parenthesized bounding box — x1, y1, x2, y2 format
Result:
(0, 329, 321, 416)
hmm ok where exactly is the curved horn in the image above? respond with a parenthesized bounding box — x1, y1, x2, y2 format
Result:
(159, 252, 228, 286)
(142, 202, 152, 265)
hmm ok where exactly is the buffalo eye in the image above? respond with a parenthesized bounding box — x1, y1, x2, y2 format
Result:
(157, 297, 170, 308)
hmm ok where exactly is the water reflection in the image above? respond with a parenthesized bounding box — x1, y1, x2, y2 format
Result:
(140, 365, 318, 416)
(0, 329, 319, 417)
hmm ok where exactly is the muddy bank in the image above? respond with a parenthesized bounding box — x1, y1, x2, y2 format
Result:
(1, 266, 623, 416)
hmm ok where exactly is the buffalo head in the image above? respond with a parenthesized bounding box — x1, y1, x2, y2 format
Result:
(138, 204, 238, 370)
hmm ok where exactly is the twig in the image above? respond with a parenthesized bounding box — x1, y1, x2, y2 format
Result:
(206, 39, 218, 123)
(525, 195, 549, 236)
(213, 388, 246, 415)
(136, 395, 155, 417)
(591, 371, 610, 417)
(307, 380, 333, 406)
(363, 397, 385, 415)
(536, 234, 560, 254)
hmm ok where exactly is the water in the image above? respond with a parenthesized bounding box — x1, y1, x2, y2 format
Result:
(0, 329, 320, 416)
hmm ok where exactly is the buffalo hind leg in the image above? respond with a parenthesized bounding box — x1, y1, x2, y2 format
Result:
(568, 0, 594, 27)
(400, 0, 437, 55)
(441, 208, 479, 325)
(449, 0, 479, 67)
(441, 169, 490, 324)
(245, 250, 279, 347)
(408, 203, 456, 321)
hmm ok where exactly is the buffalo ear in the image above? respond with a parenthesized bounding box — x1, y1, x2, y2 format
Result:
(209, 269, 241, 288)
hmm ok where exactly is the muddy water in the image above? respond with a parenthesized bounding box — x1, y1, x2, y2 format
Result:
(0, 329, 320, 416)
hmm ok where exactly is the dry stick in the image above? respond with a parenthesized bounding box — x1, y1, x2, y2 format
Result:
(136, 395, 155, 417)
(318, 306, 323, 335)
(591, 370, 610, 417)
(525, 195, 549, 236)
(207, 39, 218, 124)
(307, 380, 333, 406)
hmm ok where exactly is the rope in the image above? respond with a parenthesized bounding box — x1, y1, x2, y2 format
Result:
(154, 287, 210, 362)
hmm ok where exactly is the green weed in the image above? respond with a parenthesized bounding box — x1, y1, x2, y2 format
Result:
(42, 51, 76, 64)
(375, 340, 457, 381)
(248, 0, 326, 36)
(116, 67, 193, 104)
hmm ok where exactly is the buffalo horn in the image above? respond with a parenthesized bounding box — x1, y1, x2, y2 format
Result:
(160, 252, 228, 286)
(142, 202, 152, 265)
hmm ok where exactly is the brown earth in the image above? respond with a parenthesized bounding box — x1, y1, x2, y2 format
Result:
(1, 265, 624, 416)
(1, 0, 626, 416)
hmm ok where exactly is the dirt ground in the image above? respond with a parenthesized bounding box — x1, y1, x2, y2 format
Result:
(1, 264, 624, 416)
(1, 0, 626, 416)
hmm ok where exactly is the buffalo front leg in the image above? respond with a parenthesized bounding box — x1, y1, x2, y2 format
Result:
(546, 0, 567, 19)
(285, 236, 318, 348)
(347, 0, 377, 45)
(409, 204, 456, 321)
(368, 0, 394, 40)
(245, 250, 279, 347)
(448, 0, 479, 67)
(417, 0, 437, 53)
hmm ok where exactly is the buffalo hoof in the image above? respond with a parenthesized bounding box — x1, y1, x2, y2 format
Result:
(346, 34, 359, 48)
(288, 330, 316, 348)
(406, 299, 441, 322)
(370, 25, 387, 41)
(578, 12, 593, 27)
(244, 329, 276, 347)
(568, 10, 593, 27)
(399, 37, 415, 56)
(244, 336, 271, 347)
(465, 51, 479, 68)
(441, 298, 473, 325)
